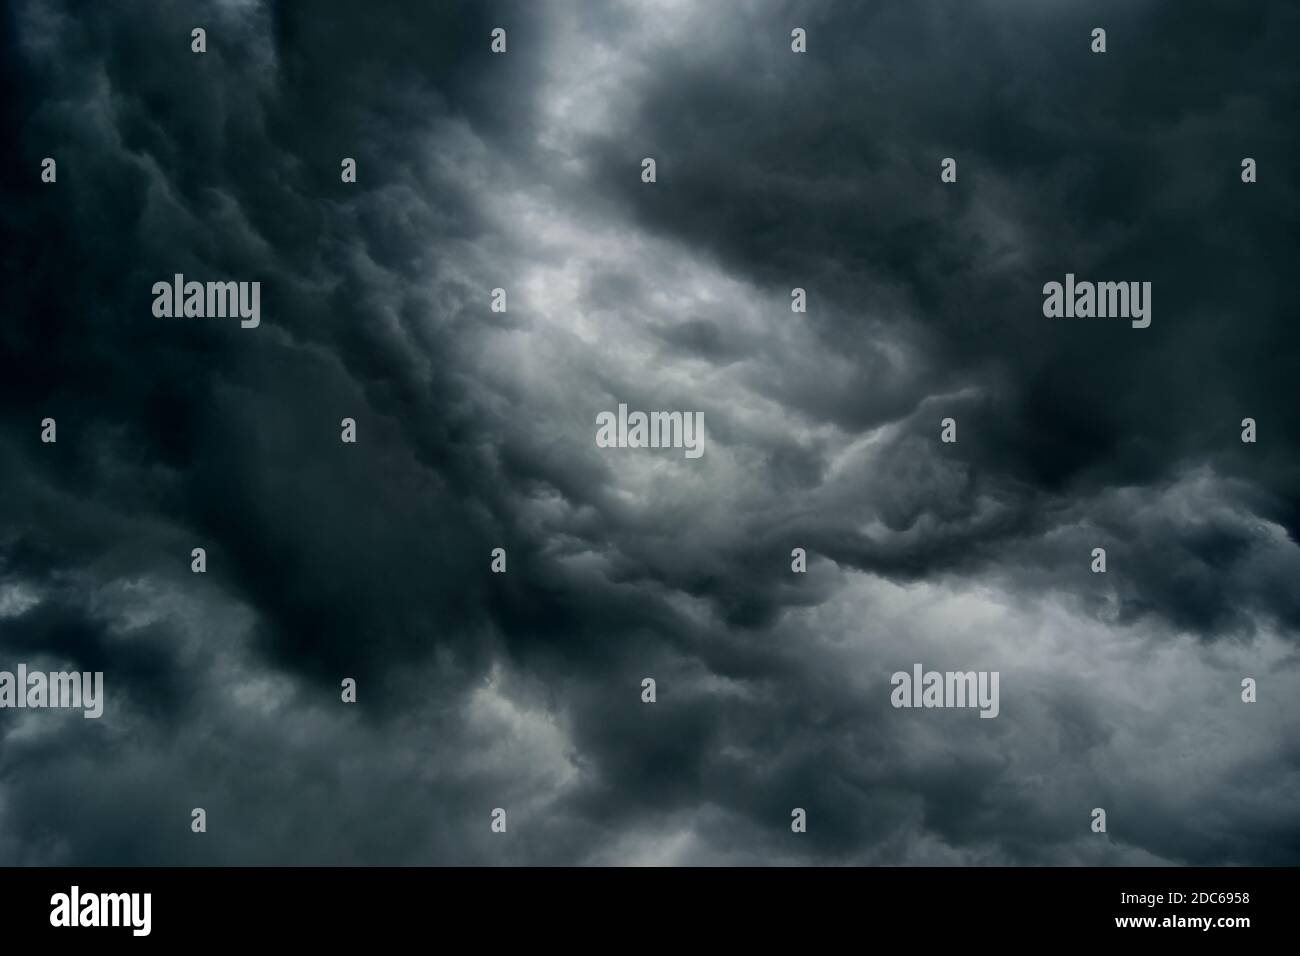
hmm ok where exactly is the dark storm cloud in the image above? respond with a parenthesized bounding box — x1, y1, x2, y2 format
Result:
(584, 0, 1300, 487)
(1, 0, 554, 690)
(556, 0, 1300, 627)
(1, 0, 1297, 867)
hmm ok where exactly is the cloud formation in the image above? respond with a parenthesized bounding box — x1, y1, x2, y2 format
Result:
(1, 0, 1297, 865)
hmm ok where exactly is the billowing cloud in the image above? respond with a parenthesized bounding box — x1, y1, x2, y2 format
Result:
(1, 0, 1297, 865)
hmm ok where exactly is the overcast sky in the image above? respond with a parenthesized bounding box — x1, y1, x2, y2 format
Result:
(1, 0, 1297, 865)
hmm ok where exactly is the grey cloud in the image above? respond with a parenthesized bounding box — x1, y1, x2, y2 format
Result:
(1, 0, 1297, 866)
